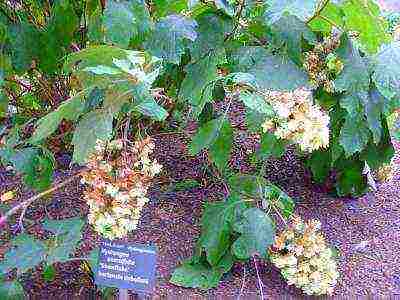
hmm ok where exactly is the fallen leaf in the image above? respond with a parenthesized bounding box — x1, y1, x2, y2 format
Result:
(1, 191, 15, 202)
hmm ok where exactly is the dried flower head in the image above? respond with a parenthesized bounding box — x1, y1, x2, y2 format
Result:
(303, 33, 342, 93)
(270, 216, 339, 296)
(81, 138, 162, 239)
(261, 88, 330, 152)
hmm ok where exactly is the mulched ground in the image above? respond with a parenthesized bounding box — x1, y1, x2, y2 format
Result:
(1, 101, 400, 299)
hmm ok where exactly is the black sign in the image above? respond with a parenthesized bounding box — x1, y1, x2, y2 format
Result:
(94, 240, 157, 293)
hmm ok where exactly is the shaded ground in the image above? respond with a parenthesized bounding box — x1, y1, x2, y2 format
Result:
(1, 121, 400, 299)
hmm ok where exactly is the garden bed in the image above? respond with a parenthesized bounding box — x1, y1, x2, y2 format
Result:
(1, 134, 399, 299)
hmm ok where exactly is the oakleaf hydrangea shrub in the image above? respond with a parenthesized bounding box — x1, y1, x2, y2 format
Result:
(1, 0, 400, 297)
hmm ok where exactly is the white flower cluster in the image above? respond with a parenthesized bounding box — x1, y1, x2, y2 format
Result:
(270, 216, 339, 296)
(81, 138, 162, 240)
(261, 88, 330, 152)
(375, 163, 394, 182)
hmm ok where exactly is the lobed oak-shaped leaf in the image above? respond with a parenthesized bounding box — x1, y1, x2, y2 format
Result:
(372, 41, 400, 101)
(189, 13, 232, 61)
(145, 15, 197, 64)
(270, 15, 316, 65)
(30, 91, 88, 144)
(0, 234, 46, 276)
(247, 52, 310, 91)
(335, 35, 370, 93)
(102, 0, 152, 48)
(180, 52, 222, 115)
(232, 207, 275, 260)
(339, 115, 370, 157)
(264, 0, 320, 24)
(209, 120, 233, 172)
(189, 116, 227, 155)
(0, 280, 24, 300)
(341, 0, 390, 54)
(257, 132, 286, 160)
(72, 109, 114, 164)
(199, 197, 239, 266)
(170, 251, 233, 290)
(43, 217, 85, 264)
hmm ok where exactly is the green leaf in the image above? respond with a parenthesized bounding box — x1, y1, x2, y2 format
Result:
(39, 0, 80, 73)
(8, 147, 38, 174)
(85, 65, 122, 75)
(228, 46, 269, 72)
(84, 248, 100, 275)
(170, 251, 233, 290)
(264, 184, 295, 219)
(42, 265, 56, 282)
(189, 116, 226, 155)
(372, 41, 400, 101)
(9, 22, 41, 73)
(364, 89, 384, 144)
(103, 0, 152, 47)
(309, 3, 345, 33)
(0, 234, 46, 276)
(340, 90, 384, 145)
(239, 91, 274, 115)
(227, 72, 258, 89)
(72, 109, 114, 164)
(180, 52, 221, 114)
(189, 12, 232, 61)
(145, 15, 197, 64)
(43, 217, 85, 264)
(270, 15, 316, 65)
(307, 150, 331, 183)
(339, 115, 370, 157)
(258, 132, 286, 160)
(335, 158, 367, 197)
(23, 152, 55, 191)
(228, 174, 268, 197)
(200, 195, 240, 266)
(151, 0, 188, 18)
(209, 120, 233, 172)
(133, 98, 169, 121)
(64, 46, 129, 73)
(246, 51, 310, 91)
(264, 0, 320, 24)
(30, 91, 88, 144)
(360, 123, 395, 170)
(341, 0, 390, 54)
(0, 280, 24, 300)
(7, 148, 54, 191)
(334, 35, 370, 93)
(215, 0, 235, 16)
(232, 207, 275, 259)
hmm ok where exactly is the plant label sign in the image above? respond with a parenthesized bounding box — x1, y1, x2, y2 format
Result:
(95, 240, 157, 293)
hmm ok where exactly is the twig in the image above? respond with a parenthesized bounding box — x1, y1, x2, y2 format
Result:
(253, 256, 265, 300)
(237, 264, 247, 300)
(224, 0, 246, 42)
(0, 171, 85, 228)
(306, 0, 330, 24)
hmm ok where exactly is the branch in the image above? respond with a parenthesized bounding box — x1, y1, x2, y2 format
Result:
(0, 171, 85, 227)
(224, 0, 246, 42)
(253, 256, 265, 300)
(306, 0, 330, 24)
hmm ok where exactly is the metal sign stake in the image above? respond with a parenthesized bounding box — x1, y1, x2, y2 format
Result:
(118, 288, 129, 300)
